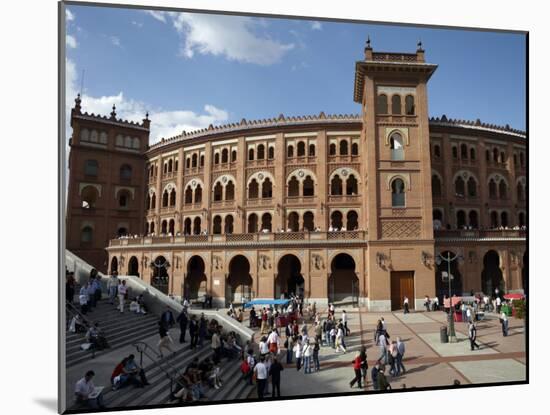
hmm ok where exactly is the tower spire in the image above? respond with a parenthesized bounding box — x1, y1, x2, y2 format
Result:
(364, 35, 373, 60)
(110, 104, 117, 119)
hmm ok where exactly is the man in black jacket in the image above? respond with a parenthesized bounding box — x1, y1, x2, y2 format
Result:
(177, 310, 189, 343)
(189, 315, 198, 349)
(269, 357, 284, 397)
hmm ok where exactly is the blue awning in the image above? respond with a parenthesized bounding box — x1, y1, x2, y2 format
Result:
(243, 299, 291, 308)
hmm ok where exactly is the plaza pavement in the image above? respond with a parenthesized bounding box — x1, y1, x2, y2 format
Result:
(247, 307, 526, 398)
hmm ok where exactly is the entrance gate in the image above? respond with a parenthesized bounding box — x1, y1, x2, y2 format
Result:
(390, 271, 415, 311)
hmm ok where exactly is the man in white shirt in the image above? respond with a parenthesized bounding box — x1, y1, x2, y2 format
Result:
(465, 306, 472, 323)
(75, 370, 104, 409)
(500, 311, 509, 336)
(118, 280, 128, 313)
(254, 356, 268, 399)
(267, 329, 280, 355)
(495, 296, 502, 314)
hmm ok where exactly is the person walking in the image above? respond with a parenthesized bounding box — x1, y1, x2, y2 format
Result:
(359, 346, 368, 387)
(342, 310, 350, 336)
(312, 338, 320, 372)
(269, 357, 284, 397)
(158, 322, 175, 358)
(285, 335, 294, 364)
(403, 296, 410, 314)
(303, 340, 313, 373)
(294, 338, 303, 371)
(254, 356, 268, 399)
(388, 341, 399, 377)
(176, 309, 188, 343)
(461, 302, 467, 322)
(377, 365, 391, 391)
(371, 361, 380, 391)
(466, 305, 472, 323)
(468, 321, 480, 351)
(198, 314, 207, 347)
(500, 311, 509, 336)
(396, 337, 406, 375)
(335, 325, 347, 353)
(349, 352, 363, 389)
(117, 280, 128, 313)
(377, 331, 388, 363)
(189, 315, 198, 349)
(107, 272, 118, 305)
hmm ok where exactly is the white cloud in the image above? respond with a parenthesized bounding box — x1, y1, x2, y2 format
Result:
(66, 35, 77, 49)
(146, 10, 167, 23)
(146, 11, 294, 65)
(310, 21, 322, 30)
(65, 59, 229, 143)
(66, 9, 75, 22)
(110, 36, 121, 48)
(131, 20, 143, 28)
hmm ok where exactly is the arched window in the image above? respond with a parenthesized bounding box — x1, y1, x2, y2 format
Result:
(168, 219, 175, 235)
(486, 150, 490, 162)
(309, 144, 316, 157)
(84, 160, 98, 176)
(287, 145, 294, 158)
(520, 152, 525, 167)
(500, 151, 506, 164)
(81, 186, 99, 209)
(501, 211, 509, 227)
(248, 148, 255, 161)
(145, 194, 151, 210)
(214, 153, 220, 164)
(231, 150, 237, 162)
(297, 142, 306, 157)
(405, 95, 415, 115)
(390, 133, 404, 160)
(184, 218, 192, 235)
(150, 222, 155, 234)
(81, 226, 93, 242)
(185, 186, 193, 204)
(213, 182, 223, 201)
(224, 216, 234, 234)
(195, 185, 202, 204)
(329, 143, 336, 156)
(151, 194, 156, 209)
(432, 175, 442, 197)
(248, 214, 258, 233)
(499, 180, 508, 199)
(456, 210, 466, 228)
(461, 144, 468, 159)
(470, 148, 476, 160)
(186, 157, 191, 169)
(331, 175, 343, 195)
(303, 176, 314, 197)
(452, 146, 458, 160)
(118, 190, 130, 208)
(347, 210, 358, 230)
(163, 163, 167, 174)
(490, 211, 499, 228)
(120, 164, 132, 181)
(339, 140, 348, 155)
(377, 94, 388, 114)
(262, 178, 273, 198)
(288, 176, 299, 197)
(268, 147, 274, 159)
(213, 216, 222, 234)
(162, 190, 169, 207)
(351, 142, 359, 156)
(225, 181, 235, 201)
(517, 183, 525, 201)
(434, 145, 441, 158)
(288, 212, 299, 232)
(169, 189, 176, 206)
(455, 177, 465, 197)
(489, 179, 497, 199)
(346, 174, 358, 195)
(192, 153, 198, 168)
(518, 212, 526, 227)
(469, 211, 479, 228)
(493, 148, 499, 162)
(330, 211, 343, 230)
(175, 159, 178, 171)
(391, 95, 401, 115)
(200, 155, 205, 166)
(257, 144, 265, 160)
(303, 211, 314, 231)
(161, 220, 168, 234)
(248, 179, 259, 199)
(261, 213, 272, 232)
(168, 159, 173, 172)
(467, 177, 477, 197)
(221, 148, 229, 163)
(391, 178, 405, 207)
(193, 217, 201, 235)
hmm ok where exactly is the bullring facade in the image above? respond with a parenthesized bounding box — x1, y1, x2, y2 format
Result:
(66, 43, 527, 311)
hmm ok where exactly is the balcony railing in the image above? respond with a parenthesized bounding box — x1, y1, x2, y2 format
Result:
(434, 229, 526, 239)
(108, 230, 368, 247)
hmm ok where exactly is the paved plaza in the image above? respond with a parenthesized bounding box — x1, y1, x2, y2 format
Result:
(247, 307, 526, 398)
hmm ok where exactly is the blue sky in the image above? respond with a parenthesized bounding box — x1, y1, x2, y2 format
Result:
(65, 5, 526, 143)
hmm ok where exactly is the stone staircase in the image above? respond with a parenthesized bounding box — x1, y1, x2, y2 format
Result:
(101, 345, 253, 408)
(66, 299, 160, 368)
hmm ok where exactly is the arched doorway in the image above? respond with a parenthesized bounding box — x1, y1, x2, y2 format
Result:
(110, 256, 118, 274)
(328, 253, 359, 306)
(435, 251, 463, 303)
(481, 250, 504, 296)
(185, 256, 207, 301)
(151, 256, 170, 294)
(128, 256, 139, 277)
(226, 255, 253, 306)
(276, 255, 304, 298)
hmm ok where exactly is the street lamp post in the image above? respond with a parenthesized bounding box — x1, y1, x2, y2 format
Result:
(436, 251, 462, 343)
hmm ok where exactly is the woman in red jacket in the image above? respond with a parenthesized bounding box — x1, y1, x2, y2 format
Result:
(349, 353, 363, 389)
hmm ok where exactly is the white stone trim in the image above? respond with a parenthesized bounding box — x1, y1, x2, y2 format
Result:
(212, 138, 239, 146)
(326, 131, 361, 136)
(284, 132, 318, 138)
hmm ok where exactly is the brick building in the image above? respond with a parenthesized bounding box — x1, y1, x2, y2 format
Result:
(66, 43, 527, 311)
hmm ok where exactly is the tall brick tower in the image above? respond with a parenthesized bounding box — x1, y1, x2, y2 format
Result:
(354, 40, 438, 311)
(66, 94, 150, 273)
